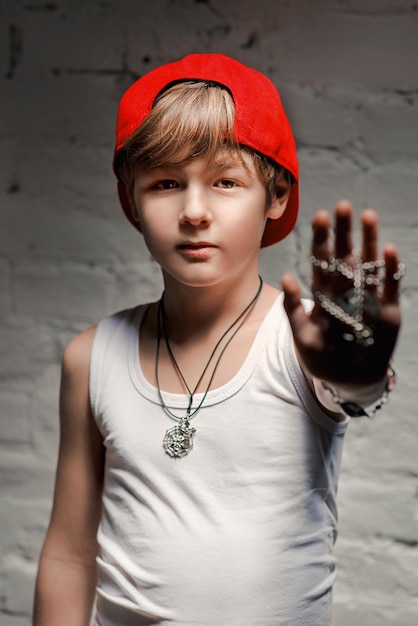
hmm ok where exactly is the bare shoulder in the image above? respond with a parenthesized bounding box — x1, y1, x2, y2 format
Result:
(36, 324, 104, 616)
(54, 323, 104, 529)
(62, 325, 97, 377)
(59, 325, 101, 450)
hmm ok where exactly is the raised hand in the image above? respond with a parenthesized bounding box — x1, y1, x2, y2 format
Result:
(281, 200, 404, 385)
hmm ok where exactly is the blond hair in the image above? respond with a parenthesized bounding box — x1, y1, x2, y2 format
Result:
(115, 81, 290, 206)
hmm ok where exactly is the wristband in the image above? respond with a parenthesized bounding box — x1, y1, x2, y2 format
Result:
(313, 364, 397, 418)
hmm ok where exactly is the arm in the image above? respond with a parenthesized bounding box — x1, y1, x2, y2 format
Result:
(33, 326, 104, 626)
(281, 200, 403, 418)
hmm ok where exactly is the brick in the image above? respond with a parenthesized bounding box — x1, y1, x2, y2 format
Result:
(365, 160, 418, 225)
(0, 452, 55, 500)
(126, 0, 238, 68)
(0, 320, 58, 378)
(13, 263, 112, 321)
(0, 499, 51, 563)
(0, 384, 32, 447)
(259, 230, 299, 288)
(107, 260, 164, 311)
(298, 147, 367, 220)
(27, 365, 60, 466)
(398, 293, 418, 355)
(0, 616, 31, 626)
(18, 4, 124, 73)
(284, 5, 418, 90)
(334, 536, 418, 602)
(336, 475, 418, 544)
(357, 92, 418, 160)
(1, 73, 119, 139)
(0, 259, 12, 316)
(304, 0, 416, 12)
(333, 599, 418, 626)
(338, 359, 418, 475)
(1, 555, 37, 616)
(281, 83, 357, 150)
(0, 193, 140, 266)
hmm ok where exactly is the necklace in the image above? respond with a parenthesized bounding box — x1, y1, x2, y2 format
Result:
(309, 251, 406, 346)
(156, 277, 263, 458)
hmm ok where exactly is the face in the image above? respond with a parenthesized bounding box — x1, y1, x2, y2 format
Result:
(132, 150, 288, 289)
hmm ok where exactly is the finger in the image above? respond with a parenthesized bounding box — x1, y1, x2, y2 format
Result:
(361, 209, 379, 262)
(334, 200, 353, 259)
(312, 210, 331, 255)
(311, 210, 332, 288)
(281, 272, 311, 339)
(382, 243, 403, 305)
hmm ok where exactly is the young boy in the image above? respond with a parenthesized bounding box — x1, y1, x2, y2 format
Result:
(33, 54, 403, 626)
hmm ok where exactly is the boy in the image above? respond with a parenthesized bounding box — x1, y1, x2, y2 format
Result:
(33, 54, 403, 626)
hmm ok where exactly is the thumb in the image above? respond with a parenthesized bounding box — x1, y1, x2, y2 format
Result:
(281, 273, 309, 337)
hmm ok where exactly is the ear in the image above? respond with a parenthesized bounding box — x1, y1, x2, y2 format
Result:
(128, 194, 141, 223)
(118, 180, 142, 224)
(266, 180, 291, 221)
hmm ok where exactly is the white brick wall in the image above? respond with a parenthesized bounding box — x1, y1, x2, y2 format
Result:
(1, 1, 417, 624)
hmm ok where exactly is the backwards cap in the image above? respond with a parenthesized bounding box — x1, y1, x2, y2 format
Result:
(114, 53, 298, 247)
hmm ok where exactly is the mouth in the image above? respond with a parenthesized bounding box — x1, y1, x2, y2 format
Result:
(177, 242, 217, 258)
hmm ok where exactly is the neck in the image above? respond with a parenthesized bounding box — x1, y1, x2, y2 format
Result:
(161, 274, 264, 338)
(157, 276, 263, 401)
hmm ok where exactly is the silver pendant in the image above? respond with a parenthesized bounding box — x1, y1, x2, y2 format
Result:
(163, 418, 196, 458)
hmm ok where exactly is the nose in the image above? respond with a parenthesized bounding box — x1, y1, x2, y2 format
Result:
(179, 184, 212, 227)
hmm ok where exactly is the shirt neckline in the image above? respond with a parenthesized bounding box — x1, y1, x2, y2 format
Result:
(128, 293, 283, 408)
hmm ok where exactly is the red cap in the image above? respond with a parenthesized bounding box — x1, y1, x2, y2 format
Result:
(114, 53, 298, 247)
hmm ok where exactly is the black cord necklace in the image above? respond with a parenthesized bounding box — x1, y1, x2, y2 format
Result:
(156, 277, 263, 458)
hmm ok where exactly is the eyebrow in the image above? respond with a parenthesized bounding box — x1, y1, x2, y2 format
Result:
(139, 151, 251, 177)
(210, 155, 249, 171)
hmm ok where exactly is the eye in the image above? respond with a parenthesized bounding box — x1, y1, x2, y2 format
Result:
(216, 179, 238, 189)
(152, 179, 178, 190)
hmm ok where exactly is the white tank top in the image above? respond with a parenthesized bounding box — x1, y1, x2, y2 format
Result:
(89, 294, 348, 626)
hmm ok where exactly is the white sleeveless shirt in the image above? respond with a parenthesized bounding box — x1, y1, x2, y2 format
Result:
(89, 294, 348, 626)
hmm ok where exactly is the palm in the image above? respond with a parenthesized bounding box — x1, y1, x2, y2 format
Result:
(281, 201, 403, 385)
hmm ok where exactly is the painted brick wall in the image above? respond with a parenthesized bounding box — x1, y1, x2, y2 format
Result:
(1, 1, 417, 624)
